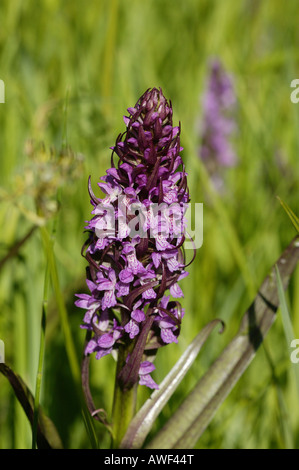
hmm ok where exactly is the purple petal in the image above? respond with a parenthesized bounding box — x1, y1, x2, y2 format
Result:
(139, 360, 156, 375)
(139, 374, 159, 390)
(158, 317, 175, 328)
(116, 282, 130, 297)
(95, 347, 113, 360)
(159, 295, 170, 310)
(82, 310, 94, 324)
(170, 282, 184, 298)
(155, 235, 172, 251)
(151, 252, 161, 268)
(86, 279, 97, 292)
(96, 280, 114, 291)
(85, 339, 97, 355)
(166, 256, 180, 272)
(96, 309, 110, 331)
(97, 333, 115, 348)
(142, 287, 156, 300)
(161, 328, 178, 344)
(131, 309, 145, 322)
(108, 268, 117, 283)
(75, 294, 91, 309)
(113, 327, 123, 341)
(124, 320, 140, 339)
(102, 290, 117, 310)
(119, 269, 134, 283)
(123, 116, 130, 126)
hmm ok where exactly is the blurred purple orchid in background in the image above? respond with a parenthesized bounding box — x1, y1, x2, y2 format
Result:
(199, 59, 238, 191)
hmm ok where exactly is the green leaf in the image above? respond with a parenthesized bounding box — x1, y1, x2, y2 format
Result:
(0, 363, 63, 449)
(120, 319, 224, 449)
(277, 197, 299, 233)
(146, 235, 299, 449)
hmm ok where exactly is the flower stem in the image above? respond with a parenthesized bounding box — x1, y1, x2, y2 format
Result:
(111, 344, 137, 448)
(32, 262, 49, 449)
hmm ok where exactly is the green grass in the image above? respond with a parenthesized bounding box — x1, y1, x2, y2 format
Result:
(0, 0, 299, 449)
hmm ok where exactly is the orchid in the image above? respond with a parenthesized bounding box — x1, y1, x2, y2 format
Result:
(2, 88, 298, 453)
(74, 87, 195, 445)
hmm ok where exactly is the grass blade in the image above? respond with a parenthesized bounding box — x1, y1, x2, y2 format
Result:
(0, 363, 63, 449)
(39, 225, 99, 449)
(277, 197, 299, 233)
(32, 263, 50, 449)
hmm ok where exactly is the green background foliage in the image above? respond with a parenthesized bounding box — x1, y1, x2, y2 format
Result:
(0, 0, 298, 449)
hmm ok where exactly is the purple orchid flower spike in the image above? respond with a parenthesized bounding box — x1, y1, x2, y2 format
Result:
(76, 88, 194, 401)
(199, 59, 238, 191)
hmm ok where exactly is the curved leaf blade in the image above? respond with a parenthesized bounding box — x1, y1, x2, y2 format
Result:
(120, 319, 224, 449)
(0, 363, 63, 449)
(146, 235, 299, 449)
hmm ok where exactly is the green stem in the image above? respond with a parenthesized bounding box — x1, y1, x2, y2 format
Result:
(32, 209, 56, 449)
(32, 262, 50, 449)
(111, 344, 137, 449)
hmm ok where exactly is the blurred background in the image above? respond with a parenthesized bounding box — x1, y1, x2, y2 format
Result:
(0, 0, 298, 449)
